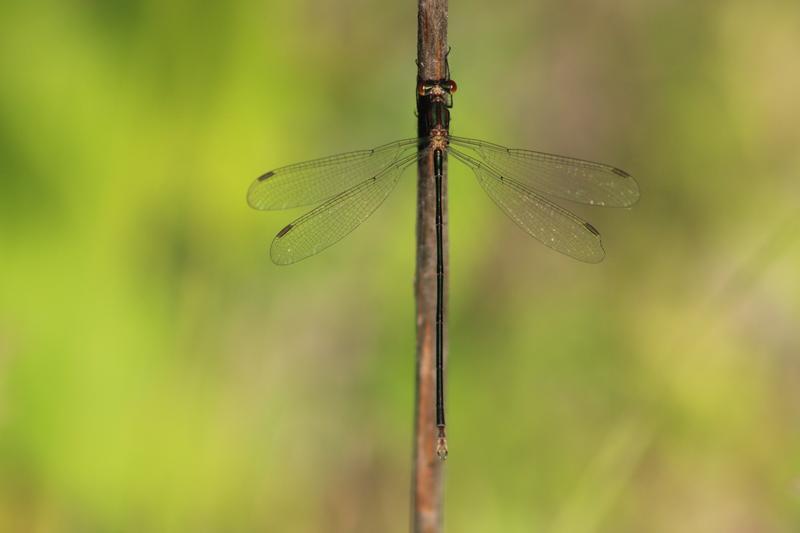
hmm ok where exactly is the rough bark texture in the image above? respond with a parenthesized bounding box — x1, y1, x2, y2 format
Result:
(412, 1, 448, 532)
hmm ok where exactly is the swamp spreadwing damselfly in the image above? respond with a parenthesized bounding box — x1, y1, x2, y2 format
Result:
(248, 74, 639, 459)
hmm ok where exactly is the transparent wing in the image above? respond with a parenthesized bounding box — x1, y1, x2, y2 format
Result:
(450, 147, 605, 263)
(270, 152, 421, 265)
(449, 136, 639, 207)
(248, 138, 419, 210)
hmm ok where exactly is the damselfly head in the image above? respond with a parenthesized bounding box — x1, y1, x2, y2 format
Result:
(417, 79, 458, 97)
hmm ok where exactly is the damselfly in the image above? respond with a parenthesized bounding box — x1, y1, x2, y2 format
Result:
(248, 75, 639, 459)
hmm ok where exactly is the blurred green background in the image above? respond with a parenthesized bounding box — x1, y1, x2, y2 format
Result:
(2, 0, 800, 531)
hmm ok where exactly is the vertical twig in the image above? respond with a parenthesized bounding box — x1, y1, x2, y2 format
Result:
(412, 1, 448, 532)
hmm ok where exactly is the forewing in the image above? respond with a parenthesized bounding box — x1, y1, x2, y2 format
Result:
(449, 136, 639, 207)
(248, 138, 418, 210)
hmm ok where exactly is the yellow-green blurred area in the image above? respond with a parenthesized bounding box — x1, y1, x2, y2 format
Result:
(2, 0, 800, 530)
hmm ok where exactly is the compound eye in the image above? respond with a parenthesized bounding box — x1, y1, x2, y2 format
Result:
(446, 80, 458, 93)
(417, 81, 429, 96)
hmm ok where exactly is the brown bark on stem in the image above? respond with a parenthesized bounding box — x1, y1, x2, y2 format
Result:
(412, 1, 448, 532)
